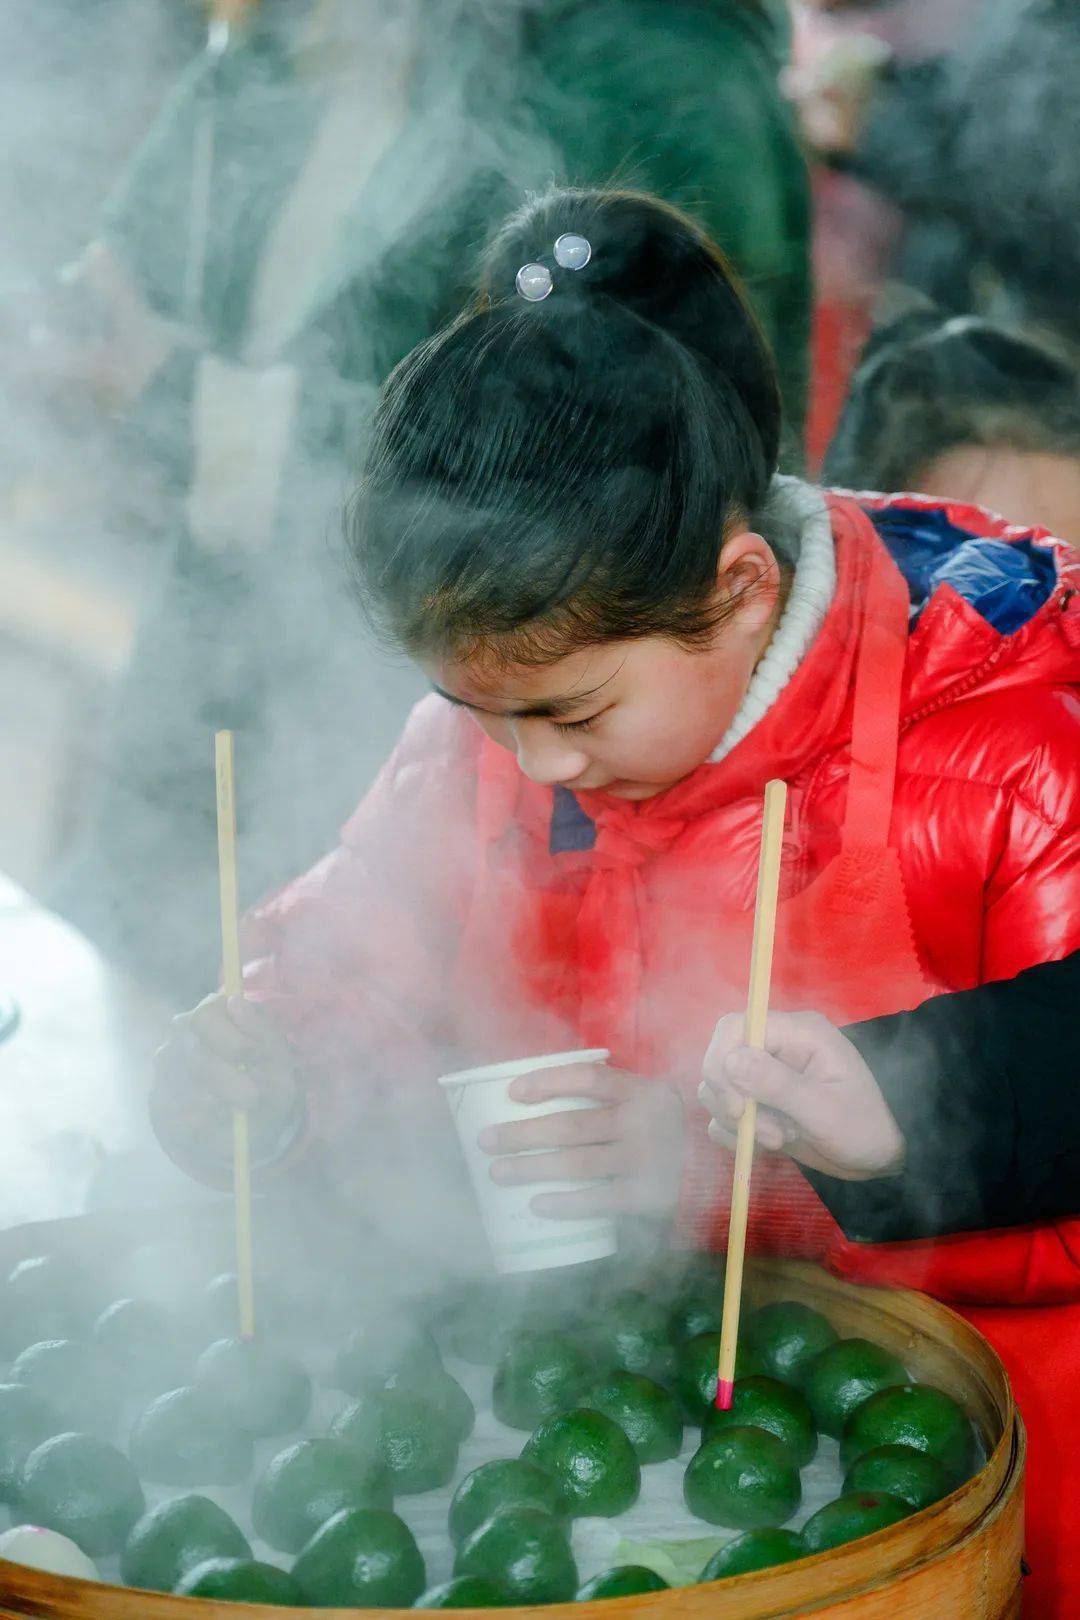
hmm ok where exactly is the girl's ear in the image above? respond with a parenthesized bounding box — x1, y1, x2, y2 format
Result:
(716, 529, 783, 628)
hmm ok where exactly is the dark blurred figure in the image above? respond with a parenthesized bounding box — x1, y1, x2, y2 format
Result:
(790, 0, 1080, 347)
(787, 0, 973, 461)
(0, 0, 202, 506)
(825, 309, 1080, 546)
(53, 0, 811, 999)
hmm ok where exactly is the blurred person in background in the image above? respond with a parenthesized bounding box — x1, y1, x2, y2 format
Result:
(0, 0, 202, 551)
(825, 308, 1080, 546)
(787, 0, 973, 461)
(789, 0, 1080, 463)
(791, 0, 1080, 335)
(53, 0, 811, 1000)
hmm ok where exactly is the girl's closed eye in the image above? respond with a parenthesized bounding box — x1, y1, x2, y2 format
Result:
(553, 710, 606, 735)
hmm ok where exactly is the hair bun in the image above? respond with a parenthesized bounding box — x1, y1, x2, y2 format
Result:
(481, 188, 781, 478)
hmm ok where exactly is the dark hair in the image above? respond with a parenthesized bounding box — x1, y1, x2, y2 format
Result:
(348, 188, 783, 665)
(824, 309, 1080, 492)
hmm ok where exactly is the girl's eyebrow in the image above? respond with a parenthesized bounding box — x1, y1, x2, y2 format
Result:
(432, 672, 618, 720)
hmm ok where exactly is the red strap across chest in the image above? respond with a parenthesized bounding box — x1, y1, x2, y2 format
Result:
(827, 495, 911, 853)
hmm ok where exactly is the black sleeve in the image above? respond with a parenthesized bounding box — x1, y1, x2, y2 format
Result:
(802, 952, 1080, 1243)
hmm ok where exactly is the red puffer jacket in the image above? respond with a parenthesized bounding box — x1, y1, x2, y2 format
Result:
(241, 490, 1080, 1269)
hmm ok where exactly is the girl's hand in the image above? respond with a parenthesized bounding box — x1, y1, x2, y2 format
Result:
(477, 1064, 685, 1218)
(699, 1011, 905, 1181)
(151, 992, 300, 1169)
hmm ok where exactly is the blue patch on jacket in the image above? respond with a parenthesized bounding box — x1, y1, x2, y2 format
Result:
(550, 783, 596, 854)
(869, 503, 1058, 635)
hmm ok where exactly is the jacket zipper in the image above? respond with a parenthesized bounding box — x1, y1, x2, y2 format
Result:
(897, 639, 1010, 738)
(896, 580, 1076, 736)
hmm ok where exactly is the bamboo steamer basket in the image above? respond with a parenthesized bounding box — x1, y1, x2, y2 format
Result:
(0, 1211, 1024, 1620)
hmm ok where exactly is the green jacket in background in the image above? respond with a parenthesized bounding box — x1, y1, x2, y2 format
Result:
(106, 1, 810, 455)
(327, 0, 810, 456)
(526, 0, 810, 450)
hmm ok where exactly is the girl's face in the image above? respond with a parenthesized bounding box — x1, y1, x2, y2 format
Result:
(423, 530, 783, 801)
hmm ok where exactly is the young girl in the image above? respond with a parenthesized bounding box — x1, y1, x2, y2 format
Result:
(154, 189, 1080, 1614)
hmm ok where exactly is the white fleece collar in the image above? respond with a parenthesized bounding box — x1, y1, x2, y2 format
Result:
(709, 477, 837, 764)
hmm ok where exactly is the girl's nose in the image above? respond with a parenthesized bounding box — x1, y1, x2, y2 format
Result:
(514, 724, 589, 788)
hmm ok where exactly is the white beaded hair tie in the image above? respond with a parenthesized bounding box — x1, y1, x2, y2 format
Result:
(515, 234, 593, 302)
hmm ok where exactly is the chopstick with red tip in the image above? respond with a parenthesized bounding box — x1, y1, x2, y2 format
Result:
(215, 730, 256, 1341)
(714, 779, 788, 1410)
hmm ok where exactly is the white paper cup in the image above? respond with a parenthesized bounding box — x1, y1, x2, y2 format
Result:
(438, 1049, 617, 1274)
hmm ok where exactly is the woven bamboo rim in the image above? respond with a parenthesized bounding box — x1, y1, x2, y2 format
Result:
(0, 1228, 1023, 1618)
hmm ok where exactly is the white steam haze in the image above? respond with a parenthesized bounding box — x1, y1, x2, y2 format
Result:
(0, 0, 567, 1259)
(4, 0, 1047, 1271)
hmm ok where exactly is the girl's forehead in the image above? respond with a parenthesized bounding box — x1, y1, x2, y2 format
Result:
(427, 643, 631, 713)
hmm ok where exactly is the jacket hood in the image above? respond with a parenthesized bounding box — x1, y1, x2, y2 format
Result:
(862, 491, 1080, 721)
